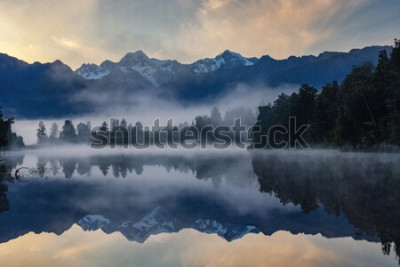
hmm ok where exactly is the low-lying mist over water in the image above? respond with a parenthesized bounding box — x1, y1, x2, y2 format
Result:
(1, 148, 400, 266)
(13, 84, 297, 145)
(1, 1, 400, 266)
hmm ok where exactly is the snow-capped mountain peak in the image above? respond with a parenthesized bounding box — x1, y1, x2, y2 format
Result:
(117, 51, 182, 86)
(218, 50, 252, 63)
(77, 210, 259, 243)
(192, 50, 258, 73)
(75, 63, 110, 80)
(216, 50, 257, 67)
(194, 219, 260, 241)
(119, 50, 150, 66)
(75, 50, 258, 83)
(78, 215, 111, 230)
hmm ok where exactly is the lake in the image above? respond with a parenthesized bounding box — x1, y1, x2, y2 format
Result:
(0, 148, 399, 267)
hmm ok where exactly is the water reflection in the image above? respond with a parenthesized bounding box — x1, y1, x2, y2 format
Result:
(0, 153, 23, 213)
(32, 153, 257, 188)
(253, 151, 400, 262)
(0, 150, 399, 266)
(0, 226, 396, 267)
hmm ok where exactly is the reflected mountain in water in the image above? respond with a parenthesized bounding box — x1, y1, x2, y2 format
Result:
(0, 151, 399, 264)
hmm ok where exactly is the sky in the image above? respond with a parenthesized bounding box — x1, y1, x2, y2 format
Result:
(0, 226, 396, 267)
(0, 0, 399, 69)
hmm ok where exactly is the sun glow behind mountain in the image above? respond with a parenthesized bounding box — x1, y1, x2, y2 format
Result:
(0, 0, 399, 69)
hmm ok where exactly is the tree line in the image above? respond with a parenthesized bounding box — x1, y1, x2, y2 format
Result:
(35, 107, 257, 146)
(253, 152, 400, 262)
(254, 39, 400, 149)
(37, 120, 92, 144)
(0, 108, 24, 149)
(3, 39, 399, 150)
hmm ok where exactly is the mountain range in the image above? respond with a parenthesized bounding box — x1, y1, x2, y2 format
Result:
(77, 210, 260, 243)
(76, 50, 259, 84)
(0, 45, 392, 118)
(0, 175, 368, 245)
(0, 152, 390, 245)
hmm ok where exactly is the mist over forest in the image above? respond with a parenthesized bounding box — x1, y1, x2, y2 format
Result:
(2, 1, 400, 267)
(0, 42, 397, 150)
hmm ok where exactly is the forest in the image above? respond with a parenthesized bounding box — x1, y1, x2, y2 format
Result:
(1, 40, 399, 150)
(255, 39, 400, 149)
(34, 107, 256, 148)
(0, 109, 24, 149)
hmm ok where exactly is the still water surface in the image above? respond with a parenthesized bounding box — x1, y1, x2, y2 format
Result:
(0, 149, 399, 267)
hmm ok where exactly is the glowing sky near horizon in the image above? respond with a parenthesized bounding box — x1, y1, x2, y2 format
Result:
(0, 226, 396, 267)
(0, 0, 399, 69)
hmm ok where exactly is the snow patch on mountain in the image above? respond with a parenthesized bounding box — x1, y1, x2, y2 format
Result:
(130, 64, 158, 86)
(75, 50, 258, 82)
(192, 50, 258, 73)
(75, 64, 110, 79)
(194, 219, 260, 241)
(119, 207, 177, 243)
(78, 215, 111, 231)
(76, 211, 260, 243)
(78, 51, 183, 86)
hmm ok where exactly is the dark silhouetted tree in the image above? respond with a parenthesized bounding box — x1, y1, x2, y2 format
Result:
(314, 82, 339, 143)
(0, 107, 24, 148)
(36, 121, 48, 144)
(100, 121, 108, 132)
(49, 123, 59, 140)
(77, 122, 91, 143)
(210, 107, 222, 126)
(60, 120, 77, 143)
(120, 119, 127, 127)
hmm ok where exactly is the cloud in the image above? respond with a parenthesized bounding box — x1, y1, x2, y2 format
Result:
(0, 226, 395, 267)
(52, 37, 81, 49)
(0, 0, 399, 68)
(13, 82, 298, 145)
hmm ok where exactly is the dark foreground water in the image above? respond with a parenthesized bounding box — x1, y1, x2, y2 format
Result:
(0, 148, 399, 267)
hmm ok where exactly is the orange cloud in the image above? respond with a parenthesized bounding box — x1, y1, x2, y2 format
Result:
(0, 0, 398, 68)
(0, 225, 395, 267)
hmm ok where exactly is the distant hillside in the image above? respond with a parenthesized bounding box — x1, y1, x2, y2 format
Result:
(0, 45, 392, 118)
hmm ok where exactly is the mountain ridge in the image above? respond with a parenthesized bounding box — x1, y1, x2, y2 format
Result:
(0, 45, 393, 118)
(74, 45, 391, 81)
